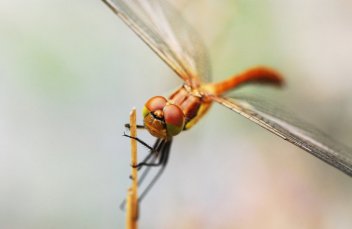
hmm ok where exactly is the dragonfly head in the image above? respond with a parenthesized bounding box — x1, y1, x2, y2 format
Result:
(142, 96, 185, 139)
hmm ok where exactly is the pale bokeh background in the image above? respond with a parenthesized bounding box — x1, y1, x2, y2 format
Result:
(1, 0, 352, 228)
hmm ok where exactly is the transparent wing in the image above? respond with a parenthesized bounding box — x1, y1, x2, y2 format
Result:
(211, 95, 352, 177)
(101, 0, 211, 87)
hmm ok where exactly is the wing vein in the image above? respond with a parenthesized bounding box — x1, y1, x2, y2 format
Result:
(211, 95, 352, 177)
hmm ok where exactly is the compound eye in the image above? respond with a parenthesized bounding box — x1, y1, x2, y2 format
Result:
(142, 96, 167, 117)
(163, 104, 185, 137)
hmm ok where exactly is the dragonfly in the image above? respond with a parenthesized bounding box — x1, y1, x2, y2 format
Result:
(101, 0, 352, 197)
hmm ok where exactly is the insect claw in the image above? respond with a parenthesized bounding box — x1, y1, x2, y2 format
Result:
(123, 132, 130, 137)
(131, 164, 140, 169)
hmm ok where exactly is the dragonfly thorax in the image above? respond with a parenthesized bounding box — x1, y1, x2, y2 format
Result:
(142, 96, 185, 139)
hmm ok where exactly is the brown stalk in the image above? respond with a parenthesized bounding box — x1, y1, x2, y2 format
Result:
(126, 108, 138, 229)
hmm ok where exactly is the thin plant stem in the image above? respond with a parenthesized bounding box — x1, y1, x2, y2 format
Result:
(126, 108, 138, 229)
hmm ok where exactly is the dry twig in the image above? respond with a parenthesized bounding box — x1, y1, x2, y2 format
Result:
(126, 108, 138, 229)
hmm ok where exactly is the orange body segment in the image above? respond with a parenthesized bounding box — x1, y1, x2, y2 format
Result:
(203, 67, 283, 96)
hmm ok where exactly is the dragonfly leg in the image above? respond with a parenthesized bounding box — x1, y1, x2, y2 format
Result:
(123, 133, 167, 168)
(135, 139, 162, 171)
(135, 143, 167, 168)
(123, 133, 154, 151)
(138, 139, 172, 202)
(120, 140, 161, 211)
(125, 123, 145, 129)
(135, 147, 165, 168)
(137, 140, 162, 183)
(120, 138, 171, 210)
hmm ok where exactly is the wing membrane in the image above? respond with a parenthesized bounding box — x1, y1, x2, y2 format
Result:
(211, 95, 352, 177)
(101, 0, 211, 87)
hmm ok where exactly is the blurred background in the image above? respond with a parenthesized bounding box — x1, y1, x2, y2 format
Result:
(1, 0, 352, 228)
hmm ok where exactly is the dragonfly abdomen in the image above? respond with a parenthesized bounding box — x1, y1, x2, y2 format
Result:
(203, 67, 283, 95)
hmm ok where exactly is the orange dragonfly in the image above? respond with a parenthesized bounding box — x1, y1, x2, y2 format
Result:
(101, 0, 352, 191)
